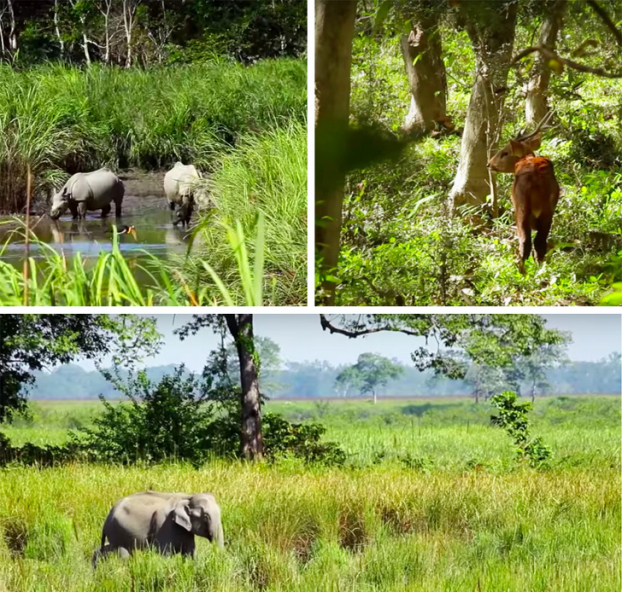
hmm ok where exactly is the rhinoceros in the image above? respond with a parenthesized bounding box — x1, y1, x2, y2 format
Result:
(163, 162, 203, 227)
(50, 168, 124, 220)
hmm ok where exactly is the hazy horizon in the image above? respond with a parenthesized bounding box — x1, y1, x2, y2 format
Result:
(63, 314, 621, 374)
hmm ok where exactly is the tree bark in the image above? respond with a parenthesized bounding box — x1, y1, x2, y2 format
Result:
(449, 1, 518, 209)
(82, 27, 91, 65)
(0, 7, 6, 57)
(315, 0, 357, 305)
(53, 0, 64, 58)
(400, 7, 447, 134)
(6, 0, 16, 52)
(100, 0, 112, 65)
(225, 314, 263, 461)
(525, 0, 566, 128)
(123, 0, 138, 68)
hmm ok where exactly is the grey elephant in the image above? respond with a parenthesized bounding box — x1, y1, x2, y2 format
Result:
(164, 162, 202, 227)
(50, 168, 124, 220)
(92, 491, 224, 566)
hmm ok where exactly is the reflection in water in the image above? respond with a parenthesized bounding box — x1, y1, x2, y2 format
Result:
(0, 188, 193, 288)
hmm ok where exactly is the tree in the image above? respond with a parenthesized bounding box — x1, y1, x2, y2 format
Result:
(463, 362, 507, 404)
(178, 314, 263, 461)
(0, 315, 161, 423)
(399, 1, 449, 134)
(336, 353, 404, 403)
(515, 336, 571, 403)
(320, 314, 570, 401)
(524, 0, 567, 127)
(122, 0, 141, 68)
(449, 0, 518, 209)
(315, 0, 358, 305)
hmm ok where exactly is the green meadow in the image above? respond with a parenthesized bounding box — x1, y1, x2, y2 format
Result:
(0, 396, 620, 591)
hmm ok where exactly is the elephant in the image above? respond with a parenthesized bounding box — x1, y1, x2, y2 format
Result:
(92, 491, 224, 566)
(50, 168, 124, 221)
(163, 162, 202, 228)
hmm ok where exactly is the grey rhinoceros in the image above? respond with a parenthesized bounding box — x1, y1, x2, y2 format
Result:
(50, 168, 125, 220)
(163, 162, 203, 228)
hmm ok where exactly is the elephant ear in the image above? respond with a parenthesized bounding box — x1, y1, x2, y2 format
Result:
(172, 501, 192, 532)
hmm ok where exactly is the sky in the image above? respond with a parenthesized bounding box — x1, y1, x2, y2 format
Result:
(74, 314, 622, 373)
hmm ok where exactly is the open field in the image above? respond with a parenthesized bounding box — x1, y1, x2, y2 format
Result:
(0, 396, 619, 591)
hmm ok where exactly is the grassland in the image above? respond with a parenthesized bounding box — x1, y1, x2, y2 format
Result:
(0, 396, 619, 591)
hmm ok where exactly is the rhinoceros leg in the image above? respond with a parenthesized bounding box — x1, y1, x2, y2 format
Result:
(69, 203, 79, 220)
(101, 204, 111, 218)
(77, 202, 87, 220)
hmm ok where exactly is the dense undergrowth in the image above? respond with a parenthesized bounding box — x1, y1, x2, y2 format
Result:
(0, 59, 305, 212)
(0, 119, 306, 306)
(333, 9, 622, 306)
(0, 59, 306, 306)
(0, 396, 619, 591)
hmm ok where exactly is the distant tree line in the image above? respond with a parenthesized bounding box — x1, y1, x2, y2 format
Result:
(0, 0, 306, 67)
(29, 352, 622, 400)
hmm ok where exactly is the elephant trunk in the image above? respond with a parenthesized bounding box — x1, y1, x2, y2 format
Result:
(213, 520, 224, 548)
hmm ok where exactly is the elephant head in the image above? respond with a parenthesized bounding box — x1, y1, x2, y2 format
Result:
(172, 493, 224, 548)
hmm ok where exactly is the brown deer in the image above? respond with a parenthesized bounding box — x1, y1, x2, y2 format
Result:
(487, 113, 560, 271)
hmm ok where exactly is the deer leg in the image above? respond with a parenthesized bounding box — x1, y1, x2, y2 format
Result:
(534, 216, 552, 264)
(516, 215, 532, 272)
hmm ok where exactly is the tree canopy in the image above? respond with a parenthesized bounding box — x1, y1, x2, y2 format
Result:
(0, 314, 161, 422)
(321, 314, 572, 400)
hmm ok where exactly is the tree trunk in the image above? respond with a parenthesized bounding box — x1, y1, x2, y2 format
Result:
(225, 314, 263, 461)
(449, 1, 518, 210)
(400, 7, 447, 134)
(525, 0, 567, 127)
(6, 0, 16, 52)
(315, 0, 357, 305)
(123, 0, 136, 68)
(0, 9, 6, 57)
(372, 390, 377, 404)
(53, 0, 64, 58)
(82, 29, 91, 66)
(101, 1, 112, 65)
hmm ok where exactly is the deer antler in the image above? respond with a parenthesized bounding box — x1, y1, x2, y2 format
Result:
(516, 111, 554, 142)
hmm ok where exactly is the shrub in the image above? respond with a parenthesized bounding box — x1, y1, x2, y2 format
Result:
(75, 367, 345, 466)
(490, 391, 552, 468)
(76, 367, 215, 465)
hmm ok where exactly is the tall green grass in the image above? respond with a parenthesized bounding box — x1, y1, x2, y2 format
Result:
(192, 122, 307, 305)
(0, 221, 267, 306)
(0, 59, 305, 212)
(1, 398, 618, 590)
(0, 118, 306, 306)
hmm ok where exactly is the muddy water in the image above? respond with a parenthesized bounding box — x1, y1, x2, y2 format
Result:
(0, 171, 193, 287)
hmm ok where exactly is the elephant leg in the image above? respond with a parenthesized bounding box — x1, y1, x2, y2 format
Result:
(101, 204, 111, 218)
(92, 545, 130, 568)
(77, 202, 87, 220)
